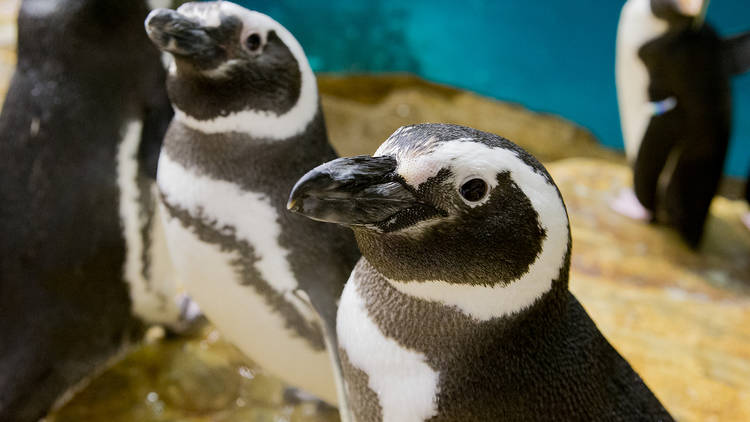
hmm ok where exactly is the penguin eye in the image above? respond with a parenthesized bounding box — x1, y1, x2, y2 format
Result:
(245, 33, 262, 52)
(459, 178, 488, 202)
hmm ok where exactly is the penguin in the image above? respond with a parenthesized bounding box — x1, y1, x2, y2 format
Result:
(145, 1, 360, 410)
(0, 1, 196, 421)
(289, 123, 674, 421)
(615, 0, 750, 246)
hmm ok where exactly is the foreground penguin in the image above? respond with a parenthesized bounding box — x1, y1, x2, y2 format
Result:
(615, 0, 750, 246)
(289, 124, 673, 421)
(0, 1, 194, 421)
(145, 1, 360, 408)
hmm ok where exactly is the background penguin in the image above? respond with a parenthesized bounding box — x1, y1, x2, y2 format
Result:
(0, 1, 195, 420)
(289, 123, 674, 421)
(145, 1, 360, 410)
(615, 0, 750, 246)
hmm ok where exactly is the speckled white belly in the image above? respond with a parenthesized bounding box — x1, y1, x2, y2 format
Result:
(157, 150, 337, 404)
(337, 266, 439, 422)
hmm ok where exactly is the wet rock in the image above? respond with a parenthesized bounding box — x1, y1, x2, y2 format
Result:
(241, 371, 286, 408)
(157, 342, 241, 413)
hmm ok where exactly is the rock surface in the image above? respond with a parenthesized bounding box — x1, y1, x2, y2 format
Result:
(0, 1, 747, 421)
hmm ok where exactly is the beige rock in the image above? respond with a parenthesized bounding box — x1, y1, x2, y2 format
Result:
(319, 74, 623, 165)
(551, 158, 750, 422)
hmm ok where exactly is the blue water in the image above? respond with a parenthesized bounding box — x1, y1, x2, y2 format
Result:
(236, 0, 750, 177)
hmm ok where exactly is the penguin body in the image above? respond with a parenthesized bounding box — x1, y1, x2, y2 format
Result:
(616, 0, 750, 246)
(289, 124, 673, 421)
(146, 2, 359, 406)
(0, 1, 188, 420)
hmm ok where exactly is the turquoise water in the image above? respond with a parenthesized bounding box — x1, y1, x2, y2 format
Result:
(237, 0, 750, 177)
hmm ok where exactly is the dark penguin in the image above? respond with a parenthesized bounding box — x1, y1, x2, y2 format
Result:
(145, 1, 360, 410)
(289, 123, 674, 421)
(616, 0, 750, 246)
(0, 1, 195, 421)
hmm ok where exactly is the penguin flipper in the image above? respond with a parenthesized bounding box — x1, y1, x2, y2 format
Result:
(722, 31, 750, 76)
(137, 98, 173, 181)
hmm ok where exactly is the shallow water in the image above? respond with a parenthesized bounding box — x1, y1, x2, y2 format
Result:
(47, 326, 339, 422)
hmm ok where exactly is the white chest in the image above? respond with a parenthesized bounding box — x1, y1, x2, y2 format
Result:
(337, 269, 439, 422)
(156, 150, 337, 404)
(616, 0, 668, 162)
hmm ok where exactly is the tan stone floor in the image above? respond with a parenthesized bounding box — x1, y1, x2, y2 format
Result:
(2, 1, 749, 421)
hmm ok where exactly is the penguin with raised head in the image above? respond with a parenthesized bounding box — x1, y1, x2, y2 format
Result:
(289, 123, 674, 421)
(615, 0, 750, 246)
(0, 1, 193, 421)
(145, 1, 360, 410)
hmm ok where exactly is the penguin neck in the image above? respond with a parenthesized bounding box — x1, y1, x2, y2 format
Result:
(162, 105, 335, 193)
(358, 241, 571, 323)
(169, 65, 319, 140)
(356, 251, 570, 325)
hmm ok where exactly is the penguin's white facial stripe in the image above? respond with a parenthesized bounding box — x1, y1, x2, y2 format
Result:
(386, 140, 570, 321)
(392, 139, 555, 209)
(171, 4, 318, 138)
(338, 271, 439, 421)
(176, 3, 283, 63)
(176, 2, 223, 27)
(179, 3, 274, 51)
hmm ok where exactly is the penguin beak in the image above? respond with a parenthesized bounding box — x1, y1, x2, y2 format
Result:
(287, 156, 420, 226)
(145, 9, 219, 59)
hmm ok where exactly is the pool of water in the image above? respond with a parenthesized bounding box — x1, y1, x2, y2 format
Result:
(236, 0, 750, 177)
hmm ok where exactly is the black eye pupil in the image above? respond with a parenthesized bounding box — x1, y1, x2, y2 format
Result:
(246, 33, 261, 51)
(460, 178, 488, 202)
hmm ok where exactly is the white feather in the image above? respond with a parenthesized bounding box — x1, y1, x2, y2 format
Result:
(337, 269, 439, 422)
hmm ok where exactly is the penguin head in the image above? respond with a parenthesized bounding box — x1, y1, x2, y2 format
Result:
(623, 0, 707, 32)
(651, 0, 707, 22)
(145, 1, 313, 122)
(289, 124, 570, 290)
